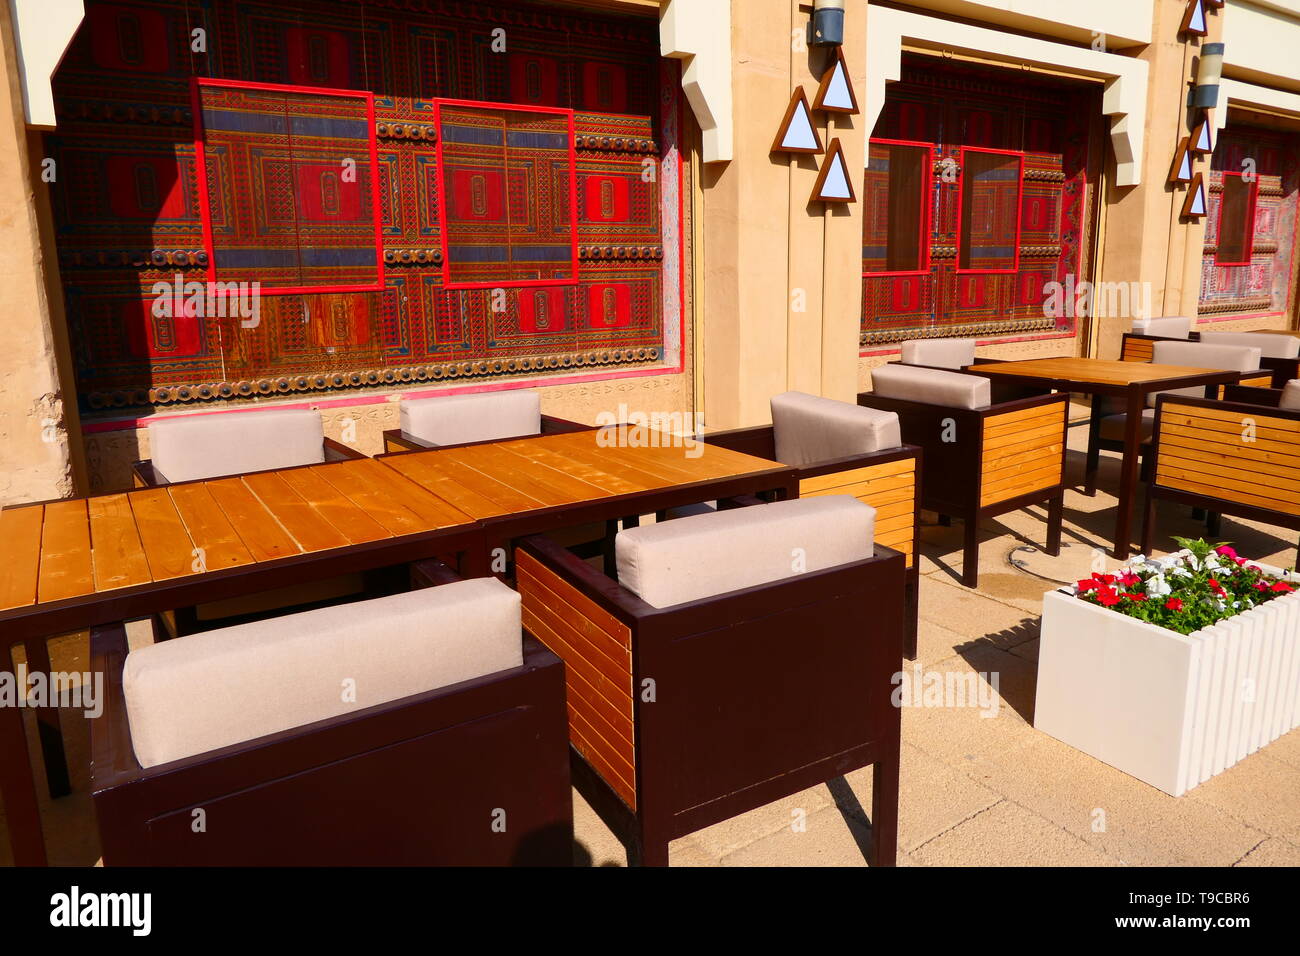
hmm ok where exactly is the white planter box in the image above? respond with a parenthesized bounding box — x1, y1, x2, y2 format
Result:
(1035, 560, 1300, 796)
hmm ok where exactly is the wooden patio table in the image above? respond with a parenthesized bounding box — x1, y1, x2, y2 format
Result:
(379, 426, 800, 565)
(0, 456, 481, 866)
(0, 431, 794, 865)
(966, 357, 1253, 559)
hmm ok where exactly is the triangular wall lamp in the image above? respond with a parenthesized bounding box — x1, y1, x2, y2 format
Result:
(772, 89, 823, 154)
(813, 48, 858, 115)
(811, 139, 855, 203)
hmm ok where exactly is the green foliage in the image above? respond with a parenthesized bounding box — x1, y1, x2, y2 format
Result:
(1072, 540, 1295, 636)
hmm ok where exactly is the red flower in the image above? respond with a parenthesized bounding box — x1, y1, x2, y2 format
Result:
(1215, 546, 1238, 560)
(1098, 574, 1116, 585)
(1207, 578, 1220, 589)
(1118, 571, 1141, 587)
(1255, 581, 1270, 592)
(1077, 579, 1100, 592)
(1271, 582, 1295, 593)
(1096, 587, 1122, 607)
(1125, 592, 1148, 602)
(1165, 598, 1184, 611)
(1234, 557, 1247, 567)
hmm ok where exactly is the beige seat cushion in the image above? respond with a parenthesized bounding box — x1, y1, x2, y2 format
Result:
(899, 337, 976, 370)
(870, 363, 991, 410)
(148, 408, 324, 483)
(1099, 409, 1155, 443)
(1148, 341, 1263, 406)
(1131, 316, 1192, 339)
(123, 578, 522, 768)
(400, 390, 541, 446)
(1281, 380, 1300, 411)
(770, 391, 901, 467)
(1199, 330, 1300, 360)
(615, 496, 875, 609)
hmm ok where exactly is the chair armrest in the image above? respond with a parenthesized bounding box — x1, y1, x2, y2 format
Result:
(540, 415, 589, 434)
(1222, 385, 1283, 407)
(323, 437, 366, 461)
(516, 533, 657, 623)
(382, 428, 439, 453)
(90, 621, 149, 788)
(131, 460, 166, 488)
(410, 558, 463, 589)
(793, 443, 922, 482)
(698, 425, 777, 461)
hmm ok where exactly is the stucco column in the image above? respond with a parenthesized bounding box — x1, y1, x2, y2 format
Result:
(701, 0, 864, 428)
(1094, 0, 1220, 358)
(0, 0, 78, 503)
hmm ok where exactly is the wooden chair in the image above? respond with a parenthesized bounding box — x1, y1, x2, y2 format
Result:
(1088, 340, 1269, 494)
(1129, 315, 1193, 340)
(382, 389, 586, 453)
(694, 390, 922, 658)
(1141, 386, 1300, 564)
(859, 364, 1067, 589)
(91, 561, 573, 866)
(133, 407, 363, 487)
(515, 496, 905, 867)
(1200, 330, 1300, 389)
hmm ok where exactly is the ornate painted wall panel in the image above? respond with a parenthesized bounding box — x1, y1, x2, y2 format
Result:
(1199, 125, 1300, 318)
(49, 0, 677, 412)
(862, 58, 1100, 348)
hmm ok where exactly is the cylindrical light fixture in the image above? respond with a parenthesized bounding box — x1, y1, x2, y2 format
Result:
(1192, 42, 1225, 109)
(811, 0, 845, 46)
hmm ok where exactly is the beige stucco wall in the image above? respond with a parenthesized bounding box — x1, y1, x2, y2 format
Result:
(0, 0, 78, 505)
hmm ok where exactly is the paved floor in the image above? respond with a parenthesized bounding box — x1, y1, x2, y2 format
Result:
(4, 416, 1299, 867)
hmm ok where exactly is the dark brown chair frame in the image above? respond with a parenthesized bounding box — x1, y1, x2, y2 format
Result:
(857, 390, 1068, 589)
(1141, 391, 1300, 564)
(91, 560, 573, 866)
(514, 534, 905, 868)
(694, 424, 923, 659)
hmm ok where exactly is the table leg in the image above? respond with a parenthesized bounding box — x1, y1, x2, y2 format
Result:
(1113, 388, 1145, 560)
(0, 644, 48, 866)
(23, 638, 71, 799)
(1084, 397, 1104, 497)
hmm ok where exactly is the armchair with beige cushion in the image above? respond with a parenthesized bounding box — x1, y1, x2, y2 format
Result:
(382, 389, 586, 453)
(515, 496, 904, 867)
(898, 337, 977, 370)
(690, 390, 923, 658)
(133, 407, 362, 487)
(1141, 381, 1300, 564)
(859, 364, 1068, 588)
(1086, 340, 1267, 494)
(91, 564, 572, 866)
(1199, 330, 1300, 389)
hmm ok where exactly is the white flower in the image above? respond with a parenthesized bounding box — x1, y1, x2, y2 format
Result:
(1145, 573, 1171, 597)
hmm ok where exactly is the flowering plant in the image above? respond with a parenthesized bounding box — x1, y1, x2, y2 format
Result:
(1070, 538, 1296, 636)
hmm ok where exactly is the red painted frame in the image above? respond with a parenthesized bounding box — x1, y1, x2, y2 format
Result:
(433, 98, 580, 291)
(863, 138, 934, 278)
(954, 146, 1025, 276)
(191, 77, 386, 297)
(1214, 170, 1258, 267)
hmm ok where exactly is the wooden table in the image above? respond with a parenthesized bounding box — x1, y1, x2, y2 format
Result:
(0, 433, 793, 865)
(380, 427, 799, 557)
(968, 358, 1252, 559)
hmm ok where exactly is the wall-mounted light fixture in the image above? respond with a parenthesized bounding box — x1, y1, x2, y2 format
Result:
(810, 0, 844, 46)
(1191, 42, 1224, 109)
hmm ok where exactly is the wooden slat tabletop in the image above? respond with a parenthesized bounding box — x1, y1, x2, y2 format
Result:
(379, 428, 790, 522)
(974, 357, 1237, 387)
(0, 457, 476, 615)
